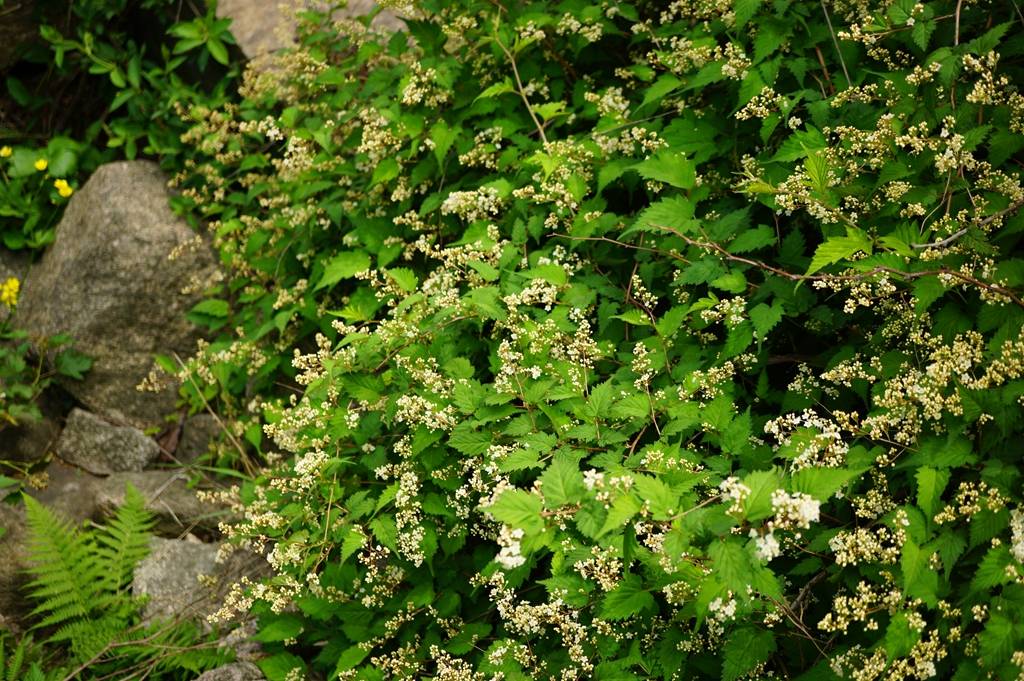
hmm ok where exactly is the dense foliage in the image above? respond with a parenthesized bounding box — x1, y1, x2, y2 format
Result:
(5, 0, 1024, 679)
(163, 1, 1024, 679)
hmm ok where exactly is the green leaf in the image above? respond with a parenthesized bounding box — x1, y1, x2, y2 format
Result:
(632, 151, 696, 189)
(190, 299, 230, 317)
(884, 612, 920, 660)
(742, 469, 780, 522)
(55, 349, 92, 381)
(805, 228, 873, 275)
(749, 302, 784, 340)
(792, 467, 862, 501)
(709, 540, 752, 594)
(901, 538, 938, 606)
(630, 195, 695, 235)
(316, 251, 372, 290)
(734, 0, 763, 28)
(540, 456, 585, 508)
(489, 489, 544, 534)
(600, 574, 654, 620)
(728, 225, 774, 253)
(915, 467, 950, 519)
(474, 77, 514, 102)
(722, 627, 775, 681)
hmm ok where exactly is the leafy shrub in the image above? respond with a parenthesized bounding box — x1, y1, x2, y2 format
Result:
(86, 0, 1024, 679)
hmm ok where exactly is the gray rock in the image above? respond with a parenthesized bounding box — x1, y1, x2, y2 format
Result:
(94, 470, 231, 537)
(15, 161, 219, 430)
(0, 0, 38, 70)
(0, 503, 30, 626)
(132, 537, 270, 626)
(217, 0, 402, 60)
(133, 537, 219, 623)
(178, 413, 221, 463)
(194, 662, 264, 681)
(56, 408, 160, 474)
(25, 459, 100, 526)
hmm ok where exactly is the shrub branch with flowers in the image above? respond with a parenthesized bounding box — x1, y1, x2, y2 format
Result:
(89, 0, 1024, 679)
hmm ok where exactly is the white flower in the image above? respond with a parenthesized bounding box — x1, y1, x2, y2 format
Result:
(1010, 509, 1024, 562)
(750, 529, 781, 562)
(495, 525, 526, 569)
(771, 490, 821, 529)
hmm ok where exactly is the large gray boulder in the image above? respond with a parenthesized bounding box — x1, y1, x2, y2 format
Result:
(194, 662, 265, 681)
(15, 161, 218, 430)
(56, 408, 160, 475)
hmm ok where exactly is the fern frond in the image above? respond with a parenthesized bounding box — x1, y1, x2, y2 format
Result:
(1, 633, 26, 681)
(22, 495, 104, 631)
(53, 615, 127, 663)
(91, 483, 155, 595)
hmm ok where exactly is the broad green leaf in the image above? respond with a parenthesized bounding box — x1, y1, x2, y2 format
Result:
(915, 467, 950, 519)
(316, 251, 372, 290)
(489, 489, 544, 534)
(632, 151, 695, 189)
(722, 627, 776, 681)
(600, 574, 654, 620)
(805, 228, 873, 275)
(540, 456, 585, 508)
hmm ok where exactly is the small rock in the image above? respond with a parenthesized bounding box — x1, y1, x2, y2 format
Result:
(15, 161, 220, 430)
(133, 537, 219, 623)
(56, 408, 160, 475)
(178, 413, 221, 463)
(194, 661, 265, 681)
(94, 470, 230, 537)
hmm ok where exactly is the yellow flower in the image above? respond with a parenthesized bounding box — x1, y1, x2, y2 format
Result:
(0, 277, 19, 309)
(34, 158, 48, 172)
(0, 146, 11, 158)
(54, 178, 74, 198)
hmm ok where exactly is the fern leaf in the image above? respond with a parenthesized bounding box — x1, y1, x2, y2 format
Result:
(92, 483, 155, 595)
(22, 495, 103, 631)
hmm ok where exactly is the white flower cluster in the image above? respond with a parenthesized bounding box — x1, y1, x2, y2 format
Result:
(1011, 509, 1024, 563)
(771, 490, 821, 530)
(495, 524, 527, 570)
(440, 186, 504, 222)
(749, 529, 781, 562)
(719, 476, 751, 514)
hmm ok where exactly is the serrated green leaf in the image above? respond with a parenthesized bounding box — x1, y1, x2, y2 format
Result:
(490, 489, 544, 534)
(540, 456, 585, 508)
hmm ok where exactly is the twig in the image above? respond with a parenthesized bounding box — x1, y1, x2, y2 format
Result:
(819, 0, 851, 87)
(911, 227, 967, 249)
(172, 352, 255, 475)
(493, 33, 548, 145)
(813, 45, 834, 95)
(954, 0, 964, 45)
